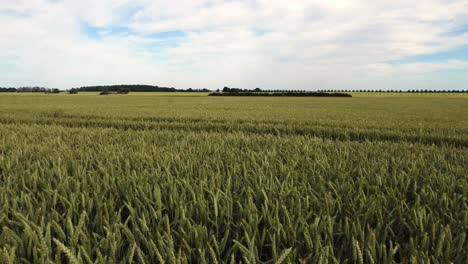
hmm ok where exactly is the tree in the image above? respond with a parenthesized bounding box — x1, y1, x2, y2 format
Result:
(100, 87, 109, 95)
(69, 88, 78, 94)
(117, 88, 130, 94)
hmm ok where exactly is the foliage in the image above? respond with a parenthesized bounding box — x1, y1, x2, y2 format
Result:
(79, 85, 210, 93)
(98, 87, 130, 95)
(0, 87, 60, 93)
(222, 87, 308, 93)
(44, 88, 60, 94)
(0, 93, 467, 263)
(99, 87, 109, 95)
(0, 87, 17, 92)
(320, 89, 468, 93)
(117, 88, 130, 94)
(209, 92, 352, 97)
(69, 88, 79, 94)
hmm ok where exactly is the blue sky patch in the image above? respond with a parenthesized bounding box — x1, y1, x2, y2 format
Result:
(82, 23, 100, 39)
(444, 24, 468, 36)
(140, 31, 186, 54)
(82, 23, 134, 39)
(253, 28, 272, 36)
(144, 41, 181, 53)
(389, 47, 468, 64)
(148, 31, 186, 39)
(0, 9, 31, 18)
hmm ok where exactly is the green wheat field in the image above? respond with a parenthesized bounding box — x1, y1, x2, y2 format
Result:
(0, 92, 467, 263)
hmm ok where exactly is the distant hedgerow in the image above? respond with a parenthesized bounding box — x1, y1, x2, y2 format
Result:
(208, 92, 352, 97)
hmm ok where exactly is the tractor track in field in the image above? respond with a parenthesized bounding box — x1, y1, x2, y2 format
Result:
(1, 117, 467, 149)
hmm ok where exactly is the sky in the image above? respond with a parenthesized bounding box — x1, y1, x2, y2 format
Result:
(1, 0, 468, 90)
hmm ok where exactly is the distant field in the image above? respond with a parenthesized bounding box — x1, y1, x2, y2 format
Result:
(0, 93, 467, 263)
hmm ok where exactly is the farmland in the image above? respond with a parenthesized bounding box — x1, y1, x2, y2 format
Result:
(0, 93, 467, 263)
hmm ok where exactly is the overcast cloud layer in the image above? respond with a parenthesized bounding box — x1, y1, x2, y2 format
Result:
(1, 0, 468, 90)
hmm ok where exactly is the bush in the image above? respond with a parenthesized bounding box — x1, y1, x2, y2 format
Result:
(100, 87, 109, 95)
(69, 88, 78, 94)
(117, 88, 130, 94)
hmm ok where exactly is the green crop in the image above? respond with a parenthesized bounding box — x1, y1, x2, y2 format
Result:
(0, 93, 467, 263)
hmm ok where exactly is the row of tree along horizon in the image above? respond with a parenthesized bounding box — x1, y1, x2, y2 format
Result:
(0, 85, 211, 93)
(0, 87, 61, 93)
(1, 85, 468, 93)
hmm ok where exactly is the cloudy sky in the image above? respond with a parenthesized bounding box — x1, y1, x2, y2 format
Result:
(1, 0, 468, 90)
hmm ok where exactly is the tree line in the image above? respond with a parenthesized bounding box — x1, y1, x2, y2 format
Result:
(2, 86, 467, 94)
(222, 87, 468, 93)
(318, 89, 468, 93)
(0, 85, 211, 93)
(0, 87, 60, 93)
(220, 87, 309, 93)
(76, 85, 211, 93)
(210, 92, 352, 97)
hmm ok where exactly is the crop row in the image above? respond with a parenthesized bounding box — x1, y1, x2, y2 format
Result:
(0, 114, 467, 149)
(1, 123, 467, 263)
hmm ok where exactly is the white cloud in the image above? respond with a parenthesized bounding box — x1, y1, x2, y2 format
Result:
(1, 0, 468, 89)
